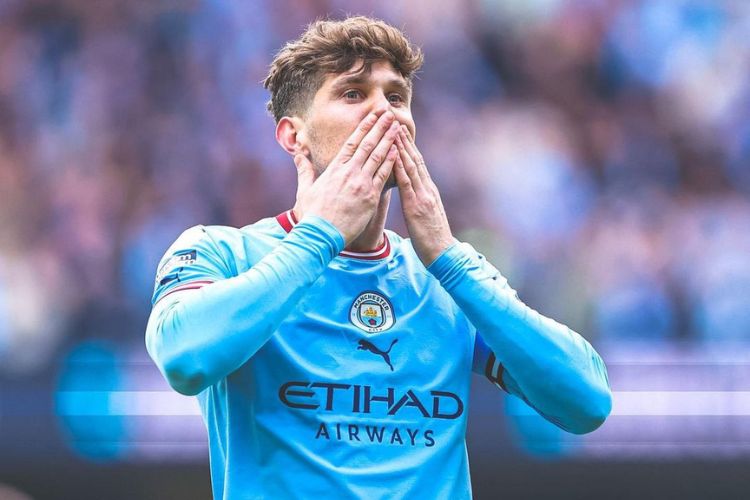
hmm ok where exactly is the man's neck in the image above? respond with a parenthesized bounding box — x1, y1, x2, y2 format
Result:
(346, 190, 391, 252)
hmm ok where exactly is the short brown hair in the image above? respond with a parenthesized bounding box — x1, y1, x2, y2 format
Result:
(263, 16, 424, 122)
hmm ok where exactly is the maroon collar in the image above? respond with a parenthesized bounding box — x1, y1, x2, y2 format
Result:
(275, 210, 391, 260)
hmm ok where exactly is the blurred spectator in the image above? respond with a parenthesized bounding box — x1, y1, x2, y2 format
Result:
(0, 0, 749, 381)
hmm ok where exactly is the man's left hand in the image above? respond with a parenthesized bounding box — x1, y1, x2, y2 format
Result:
(394, 125, 455, 266)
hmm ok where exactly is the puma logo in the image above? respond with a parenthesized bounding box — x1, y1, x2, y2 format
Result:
(357, 339, 398, 371)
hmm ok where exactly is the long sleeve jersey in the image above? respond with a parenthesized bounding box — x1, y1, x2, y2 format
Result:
(146, 210, 611, 499)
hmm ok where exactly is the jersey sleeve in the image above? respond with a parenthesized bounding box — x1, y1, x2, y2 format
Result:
(430, 240, 612, 435)
(146, 216, 345, 396)
(465, 244, 515, 392)
(151, 225, 231, 305)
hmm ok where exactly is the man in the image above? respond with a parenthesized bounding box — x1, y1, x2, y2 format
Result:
(146, 16, 611, 499)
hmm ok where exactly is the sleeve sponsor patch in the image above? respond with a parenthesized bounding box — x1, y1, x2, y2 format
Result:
(155, 249, 198, 286)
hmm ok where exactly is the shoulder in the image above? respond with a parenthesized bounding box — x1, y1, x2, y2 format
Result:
(151, 216, 286, 305)
(237, 215, 288, 249)
(166, 224, 242, 263)
(160, 215, 286, 274)
(154, 224, 240, 288)
(190, 215, 287, 268)
(172, 216, 286, 262)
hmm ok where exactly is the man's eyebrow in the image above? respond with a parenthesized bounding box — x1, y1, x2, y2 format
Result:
(329, 74, 412, 96)
(330, 74, 368, 89)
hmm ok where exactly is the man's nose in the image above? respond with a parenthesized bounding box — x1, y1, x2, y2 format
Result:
(371, 94, 393, 116)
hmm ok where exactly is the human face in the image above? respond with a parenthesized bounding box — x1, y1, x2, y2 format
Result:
(299, 60, 416, 186)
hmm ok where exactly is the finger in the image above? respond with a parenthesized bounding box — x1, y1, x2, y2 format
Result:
(335, 112, 380, 163)
(294, 153, 316, 194)
(348, 111, 396, 168)
(403, 125, 418, 147)
(400, 126, 423, 165)
(372, 144, 398, 192)
(393, 147, 415, 190)
(396, 134, 424, 192)
(362, 120, 400, 176)
(394, 153, 416, 202)
(400, 126, 431, 185)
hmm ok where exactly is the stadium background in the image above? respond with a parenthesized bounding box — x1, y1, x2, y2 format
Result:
(1, 0, 749, 498)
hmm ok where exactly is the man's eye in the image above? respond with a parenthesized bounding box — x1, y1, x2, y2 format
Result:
(344, 90, 361, 100)
(388, 94, 405, 105)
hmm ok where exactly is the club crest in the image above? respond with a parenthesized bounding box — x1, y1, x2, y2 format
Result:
(349, 291, 395, 334)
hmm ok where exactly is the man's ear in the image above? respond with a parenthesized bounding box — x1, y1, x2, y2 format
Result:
(275, 116, 309, 156)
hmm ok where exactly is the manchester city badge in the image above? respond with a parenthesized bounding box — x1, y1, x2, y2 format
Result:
(349, 291, 395, 334)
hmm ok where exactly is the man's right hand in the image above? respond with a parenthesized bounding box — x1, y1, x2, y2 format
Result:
(292, 110, 400, 244)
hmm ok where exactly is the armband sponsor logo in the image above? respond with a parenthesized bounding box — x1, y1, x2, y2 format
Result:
(155, 249, 197, 286)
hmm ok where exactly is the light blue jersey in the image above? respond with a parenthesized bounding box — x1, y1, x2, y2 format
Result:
(146, 211, 611, 499)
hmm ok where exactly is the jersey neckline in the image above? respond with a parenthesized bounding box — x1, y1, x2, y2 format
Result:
(275, 210, 391, 261)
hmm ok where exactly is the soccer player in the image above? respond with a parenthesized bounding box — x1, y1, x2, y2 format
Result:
(146, 16, 612, 499)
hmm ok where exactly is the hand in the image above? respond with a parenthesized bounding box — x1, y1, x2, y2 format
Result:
(394, 125, 454, 266)
(293, 111, 400, 244)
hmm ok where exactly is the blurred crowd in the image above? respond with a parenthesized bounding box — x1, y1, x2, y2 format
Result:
(0, 0, 749, 377)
